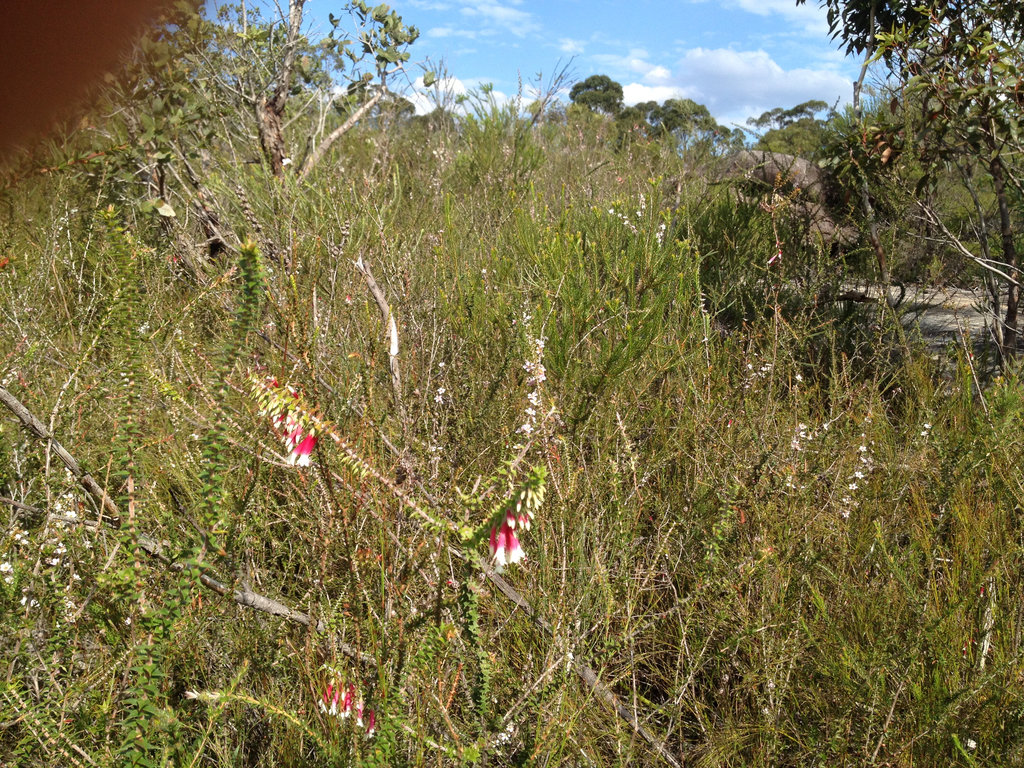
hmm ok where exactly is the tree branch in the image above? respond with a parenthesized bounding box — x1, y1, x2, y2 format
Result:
(298, 89, 384, 179)
(0, 385, 121, 525)
(915, 203, 1021, 287)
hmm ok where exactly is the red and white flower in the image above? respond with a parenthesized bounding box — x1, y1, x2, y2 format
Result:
(489, 519, 525, 568)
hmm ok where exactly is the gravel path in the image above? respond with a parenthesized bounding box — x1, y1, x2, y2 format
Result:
(845, 281, 999, 357)
(899, 284, 996, 352)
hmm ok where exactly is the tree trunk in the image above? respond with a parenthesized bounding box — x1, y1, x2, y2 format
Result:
(255, 0, 305, 177)
(853, 0, 893, 301)
(257, 98, 287, 177)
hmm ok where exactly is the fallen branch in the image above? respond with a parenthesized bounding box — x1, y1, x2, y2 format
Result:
(0, 385, 120, 526)
(472, 553, 683, 768)
(0, 384, 372, 668)
(916, 203, 1021, 288)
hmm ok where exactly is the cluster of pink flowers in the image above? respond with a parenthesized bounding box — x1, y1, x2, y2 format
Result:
(318, 681, 376, 736)
(251, 375, 318, 466)
(489, 502, 532, 569)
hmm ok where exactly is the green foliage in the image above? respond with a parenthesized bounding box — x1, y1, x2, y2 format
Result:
(569, 74, 624, 115)
(620, 97, 744, 154)
(749, 99, 833, 157)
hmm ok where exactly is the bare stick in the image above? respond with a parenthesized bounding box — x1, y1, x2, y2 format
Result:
(2, 384, 679, 764)
(353, 253, 408, 428)
(0, 385, 121, 525)
(472, 552, 683, 768)
(916, 203, 1020, 287)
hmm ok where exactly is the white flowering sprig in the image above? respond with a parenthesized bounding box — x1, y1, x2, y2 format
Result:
(840, 436, 876, 520)
(518, 333, 547, 438)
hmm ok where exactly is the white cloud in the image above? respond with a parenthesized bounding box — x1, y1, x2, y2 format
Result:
(622, 84, 691, 104)
(559, 38, 585, 54)
(606, 47, 851, 127)
(426, 26, 479, 39)
(644, 65, 672, 84)
(669, 47, 851, 126)
(687, 0, 830, 37)
(405, 75, 511, 115)
(592, 49, 666, 82)
(459, 1, 540, 37)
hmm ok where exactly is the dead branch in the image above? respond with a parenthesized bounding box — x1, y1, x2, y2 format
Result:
(0, 383, 372, 668)
(353, 253, 408, 429)
(471, 552, 683, 768)
(916, 203, 1021, 288)
(0, 385, 121, 525)
(1, 381, 680, 765)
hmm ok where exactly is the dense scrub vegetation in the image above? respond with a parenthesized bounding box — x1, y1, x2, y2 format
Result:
(1, 1, 1023, 766)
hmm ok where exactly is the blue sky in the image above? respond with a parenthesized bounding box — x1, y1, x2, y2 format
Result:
(348, 0, 858, 130)
(296, 0, 861, 131)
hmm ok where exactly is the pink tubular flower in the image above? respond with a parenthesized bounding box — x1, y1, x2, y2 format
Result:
(365, 708, 376, 737)
(319, 683, 339, 715)
(489, 520, 525, 568)
(339, 683, 355, 719)
(287, 432, 317, 466)
(505, 507, 531, 532)
(355, 697, 365, 727)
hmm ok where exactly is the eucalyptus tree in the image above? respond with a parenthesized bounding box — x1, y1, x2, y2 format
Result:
(748, 99, 832, 157)
(568, 75, 624, 116)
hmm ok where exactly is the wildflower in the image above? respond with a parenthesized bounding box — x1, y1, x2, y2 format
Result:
(365, 709, 376, 737)
(339, 683, 355, 719)
(355, 697, 365, 727)
(490, 520, 525, 569)
(287, 432, 317, 466)
(320, 683, 339, 715)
